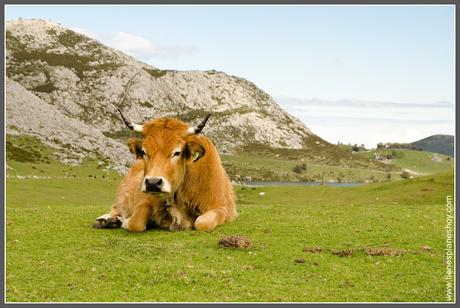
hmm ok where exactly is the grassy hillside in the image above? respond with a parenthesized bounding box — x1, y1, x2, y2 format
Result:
(7, 134, 400, 184)
(225, 136, 402, 184)
(357, 149, 454, 175)
(222, 153, 398, 183)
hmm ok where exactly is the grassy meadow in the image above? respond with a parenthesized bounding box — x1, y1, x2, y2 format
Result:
(5, 135, 455, 302)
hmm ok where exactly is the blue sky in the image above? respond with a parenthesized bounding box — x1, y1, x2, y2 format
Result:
(5, 5, 455, 147)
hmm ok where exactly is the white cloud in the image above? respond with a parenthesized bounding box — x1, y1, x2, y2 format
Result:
(70, 28, 194, 60)
(107, 32, 161, 57)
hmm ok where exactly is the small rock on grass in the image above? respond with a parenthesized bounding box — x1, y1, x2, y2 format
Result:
(218, 235, 251, 249)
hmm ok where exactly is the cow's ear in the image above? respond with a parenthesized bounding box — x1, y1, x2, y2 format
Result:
(127, 138, 144, 159)
(184, 141, 206, 163)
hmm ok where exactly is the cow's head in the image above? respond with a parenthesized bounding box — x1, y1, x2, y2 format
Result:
(120, 110, 210, 195)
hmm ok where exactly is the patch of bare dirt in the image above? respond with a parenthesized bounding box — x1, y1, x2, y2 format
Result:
(218, 236, 251, 249)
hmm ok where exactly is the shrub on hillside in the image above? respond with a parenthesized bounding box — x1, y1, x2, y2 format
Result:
(386, 154, 395, 160)
(391, 150, 405, 159)
(293, 165, 303, 174)
(293, 163, 307, 174)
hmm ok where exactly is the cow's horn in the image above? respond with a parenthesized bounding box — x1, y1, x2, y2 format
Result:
(118, 109, 143, 133)
(189, 113, 211, 134)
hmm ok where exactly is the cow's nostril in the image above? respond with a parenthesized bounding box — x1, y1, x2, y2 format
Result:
(155, 178, 163, 188)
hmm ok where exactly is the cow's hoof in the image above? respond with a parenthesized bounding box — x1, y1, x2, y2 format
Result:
(169, 222, 184, 232)
(93, 215, 122, 229)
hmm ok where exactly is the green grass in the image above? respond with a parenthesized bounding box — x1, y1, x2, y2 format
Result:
(357, 149, 454, 175)
(5, 134, 455, 302)
(222, 153, 399, 183)
(7, 158, 119, 181)
(6, 161, 455, 302)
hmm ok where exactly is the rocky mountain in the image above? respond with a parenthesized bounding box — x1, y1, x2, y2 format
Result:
(6, 19, 327, 173)
(410, 135, 454, 157)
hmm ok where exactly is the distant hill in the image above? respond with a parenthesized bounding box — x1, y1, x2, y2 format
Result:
(381, 134, 454, 157)
(410, 135, 454, 157)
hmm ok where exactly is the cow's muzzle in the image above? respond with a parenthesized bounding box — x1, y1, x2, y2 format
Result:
(143, 176, 171, 194)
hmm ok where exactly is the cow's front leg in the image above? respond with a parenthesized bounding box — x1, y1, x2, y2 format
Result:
(167, 205, 194, 231)
(120, 201, 151, 232)
(93, 213, 122, 229)
(194, 208, 228, 232)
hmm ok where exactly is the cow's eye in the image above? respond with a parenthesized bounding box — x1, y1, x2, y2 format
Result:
(140, 149, 146, 157)
(173, 151, 181, 157)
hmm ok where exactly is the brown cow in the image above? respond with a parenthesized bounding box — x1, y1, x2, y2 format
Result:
(94, 112, 237, 232)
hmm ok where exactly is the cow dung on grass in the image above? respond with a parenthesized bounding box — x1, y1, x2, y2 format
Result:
(303, 247, 323, 253)
(364, 247, 406, 256)
(331, 249, 354, 257)
(219, 236, 251, 249)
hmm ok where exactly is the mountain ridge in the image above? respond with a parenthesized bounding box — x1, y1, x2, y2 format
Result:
(6, 18, 352, 173)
